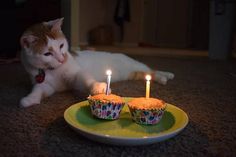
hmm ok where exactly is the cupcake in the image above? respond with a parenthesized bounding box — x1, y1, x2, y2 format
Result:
(87, 94, 125, 120)
(128, 97, 166, 125)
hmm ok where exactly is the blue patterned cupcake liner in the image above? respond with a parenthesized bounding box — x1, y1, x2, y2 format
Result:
(128, 105, 166, 125)
(88, 99, 125, 120)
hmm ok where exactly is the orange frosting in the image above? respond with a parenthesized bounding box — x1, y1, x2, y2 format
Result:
(128, 97, 166, 110)
(88, 94, 124, 104)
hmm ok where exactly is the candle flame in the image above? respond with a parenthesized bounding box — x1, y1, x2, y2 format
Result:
(145, 75, 151, 81)
(106, 70, 112, 76)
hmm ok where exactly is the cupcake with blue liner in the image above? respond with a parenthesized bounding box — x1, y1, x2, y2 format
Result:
(128, 97, 166, 125)
(88, 94, 125, 120)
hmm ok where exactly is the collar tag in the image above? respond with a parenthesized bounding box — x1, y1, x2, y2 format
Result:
(35, 69, 45, 83)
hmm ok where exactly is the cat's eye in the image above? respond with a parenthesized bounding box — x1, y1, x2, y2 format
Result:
(60, 43, 64, 49)
(44, 52, 53, 56)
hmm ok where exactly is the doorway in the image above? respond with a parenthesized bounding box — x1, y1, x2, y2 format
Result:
(141, 0, 209, 50)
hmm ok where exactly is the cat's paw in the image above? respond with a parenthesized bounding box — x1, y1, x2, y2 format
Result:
(20, 96, 40, 108)
(90, 82, 110, 95)
(166, 72, 175, 80)
(158, 77, 167, 85)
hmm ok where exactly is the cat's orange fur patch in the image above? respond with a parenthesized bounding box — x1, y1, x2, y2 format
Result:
(22, 23, 65, 54)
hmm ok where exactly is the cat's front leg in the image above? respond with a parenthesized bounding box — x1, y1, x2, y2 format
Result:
(73, 70, 109, 95)
(156, 71, 175, 80)
(154, 70, 175, 85)
(20, 83, 55, 108)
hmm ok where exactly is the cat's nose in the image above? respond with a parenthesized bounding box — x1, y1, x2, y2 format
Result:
(58, 53, 67, 64)
(58, 58, 65, 64)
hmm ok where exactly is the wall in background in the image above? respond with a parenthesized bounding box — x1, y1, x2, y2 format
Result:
(112, 0, 143, 45)
(78, 0, 143, 46)
(141, 0, 191, 48)
(77, 0, 210, 50)
(78, 0, 109, 45)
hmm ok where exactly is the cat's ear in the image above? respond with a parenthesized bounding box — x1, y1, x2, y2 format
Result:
(20, 34, 38, 49)
(44, 18, 64, 32)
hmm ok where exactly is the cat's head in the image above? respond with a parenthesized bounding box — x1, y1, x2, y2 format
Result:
(20, 18, 69, 70)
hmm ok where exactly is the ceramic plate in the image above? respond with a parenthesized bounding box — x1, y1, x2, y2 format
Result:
(64, 97, 188, 146)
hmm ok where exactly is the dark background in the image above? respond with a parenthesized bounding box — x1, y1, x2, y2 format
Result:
(0, 0, 61, 58)
(0, 0, 235, 59)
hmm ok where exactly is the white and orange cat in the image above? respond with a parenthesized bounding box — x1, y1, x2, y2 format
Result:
(20, 18, 174, 108)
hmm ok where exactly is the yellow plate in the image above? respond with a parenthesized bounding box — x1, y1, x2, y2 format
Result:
(64, 97, 189, 145)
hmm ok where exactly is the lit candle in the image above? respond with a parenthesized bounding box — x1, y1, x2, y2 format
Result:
(106, 69, 112, 95)
(145, 75, 151, 98)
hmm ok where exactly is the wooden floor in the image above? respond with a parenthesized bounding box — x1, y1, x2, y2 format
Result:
(87, 45, 209, 58)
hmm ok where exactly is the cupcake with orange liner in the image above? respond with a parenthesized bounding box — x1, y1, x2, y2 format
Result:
(88, 94, 125, 120)
(128, 74, 166, 125)
(128, 97, 166, 125)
